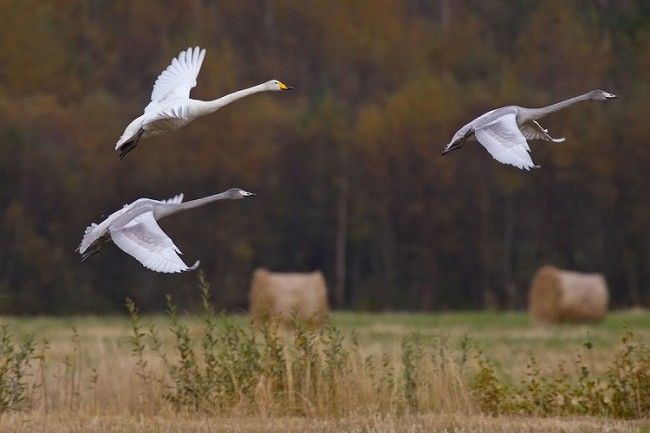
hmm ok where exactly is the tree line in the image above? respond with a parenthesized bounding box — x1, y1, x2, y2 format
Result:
(0, 0, 648, 313)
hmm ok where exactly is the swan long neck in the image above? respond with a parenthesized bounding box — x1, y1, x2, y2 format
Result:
(196, 84, 269, 115)
(523, 92, 593, 120)
(157, 192, 232, 219)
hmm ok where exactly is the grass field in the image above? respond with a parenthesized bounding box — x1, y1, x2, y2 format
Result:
(0, 310, 648, 432)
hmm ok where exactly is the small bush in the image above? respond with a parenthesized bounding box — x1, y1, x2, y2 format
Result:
(125, 276, 470, 416)
(471, 331, 650, 419)
(119, 274, 649, 419)
(401, 333, 424, 411)
(0, 324, 35, 411)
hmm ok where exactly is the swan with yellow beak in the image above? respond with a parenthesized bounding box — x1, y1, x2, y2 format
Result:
(115, 46, 294, 159)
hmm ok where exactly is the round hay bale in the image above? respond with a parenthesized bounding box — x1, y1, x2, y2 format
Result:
(249, 268, 329, 326)
(528, 265, 609, 324)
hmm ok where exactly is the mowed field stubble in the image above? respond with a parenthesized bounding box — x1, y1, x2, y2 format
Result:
(0, 307, 648, 433)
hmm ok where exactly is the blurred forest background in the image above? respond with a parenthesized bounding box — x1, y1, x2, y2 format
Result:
(0, 0, 648, 314)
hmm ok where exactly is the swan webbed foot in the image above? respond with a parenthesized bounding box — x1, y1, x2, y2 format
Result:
(441, 130, 471, 156)
(441, 144, 462, 156)
(118, 128, 145, 160)
(79, 233, 111, 262)
(80, 248, 98, 262)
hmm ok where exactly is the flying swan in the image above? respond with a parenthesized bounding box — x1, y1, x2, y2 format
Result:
(441, 89, 618, 170)
(78, 188, 255, 273)
(115, 46, 294, 158)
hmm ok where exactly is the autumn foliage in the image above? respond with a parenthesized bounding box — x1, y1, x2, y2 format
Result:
(0, 0, 648, 313)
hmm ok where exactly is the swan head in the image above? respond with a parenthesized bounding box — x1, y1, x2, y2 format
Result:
(265, 80, 294, 91)
(589, 89, 618, 101)
(225, 188, 256, 199)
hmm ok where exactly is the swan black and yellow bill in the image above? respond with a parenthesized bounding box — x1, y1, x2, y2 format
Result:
(278, 81, 294, 90)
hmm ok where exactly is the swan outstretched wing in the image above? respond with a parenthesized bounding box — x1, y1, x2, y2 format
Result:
(474, 113, 537, 170)
(162, 193, 184, 205)
(110, 212, 199, 273)
(146, 46, 206, 111)
(519, 120, 565, 143)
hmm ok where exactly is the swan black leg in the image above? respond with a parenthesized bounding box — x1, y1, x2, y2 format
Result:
(118, 128, 145, 160)
(81, 247, 99, 262)
(79, 234, 111, 262)
(441, 130, 473, 156)
(441, 144, 462, 155)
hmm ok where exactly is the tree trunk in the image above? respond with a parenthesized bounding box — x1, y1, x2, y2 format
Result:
(439, 0, 451, 30)
(503, 190, 518, 309)
(480, 178, 498, 310)
(334, 146, 349, 308)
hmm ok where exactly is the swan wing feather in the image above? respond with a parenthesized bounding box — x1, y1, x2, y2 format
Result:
(474, 113, 537, 170)
(145, 46, 206, 111)
(110, 212, 196, 273)
(520, 120, 565, 143)
(162, 194, 184, 205)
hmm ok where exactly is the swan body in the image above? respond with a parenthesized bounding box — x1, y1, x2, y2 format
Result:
(78, 188, 255, 273)
(441, 89, 618, 170)
(116, 46, 293, 158)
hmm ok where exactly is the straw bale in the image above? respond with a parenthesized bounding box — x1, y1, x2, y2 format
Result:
(528, 265, 608, 323)
(249, 268, 329, 325)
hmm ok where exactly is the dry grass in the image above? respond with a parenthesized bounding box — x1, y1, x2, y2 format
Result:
(0, 309, 648, 432)
(0, 413, 646, 433)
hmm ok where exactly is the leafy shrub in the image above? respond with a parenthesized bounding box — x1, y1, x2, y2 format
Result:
(121, 273, 650, 419)
(0, 324, 35, 411)
(471, 331, 650, 419)
(126, 275, 468, 416)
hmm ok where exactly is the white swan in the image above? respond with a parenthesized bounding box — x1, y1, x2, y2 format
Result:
(441, 89, 618, 170)
(115, 46, 293, 158)
(78, 188, 255, 273)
